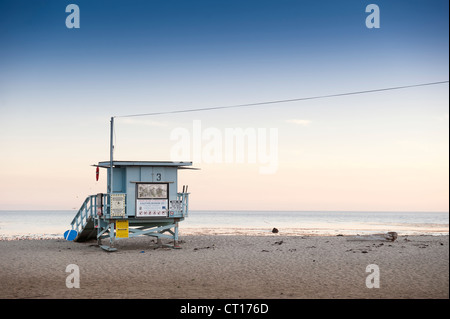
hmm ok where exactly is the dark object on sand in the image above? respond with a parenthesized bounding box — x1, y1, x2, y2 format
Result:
(347, 232, 398, 242)
(272, 228, 279, 233)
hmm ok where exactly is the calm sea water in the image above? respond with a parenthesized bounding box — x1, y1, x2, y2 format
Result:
(0, 210, 448, 239)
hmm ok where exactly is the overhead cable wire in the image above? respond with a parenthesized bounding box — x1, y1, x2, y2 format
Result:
(115, 80, 449, 118)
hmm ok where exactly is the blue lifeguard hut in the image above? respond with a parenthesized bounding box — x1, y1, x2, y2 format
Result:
(70, 161, 192, 251)
(69, 117, 193, 251)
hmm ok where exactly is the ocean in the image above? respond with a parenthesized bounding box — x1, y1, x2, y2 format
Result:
(0, 210, 448, 239)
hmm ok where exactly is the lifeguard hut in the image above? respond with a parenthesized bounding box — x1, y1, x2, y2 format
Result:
(70, 160, 192, 251)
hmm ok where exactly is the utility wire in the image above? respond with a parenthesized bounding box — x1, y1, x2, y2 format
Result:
(115, 80, 449, 118)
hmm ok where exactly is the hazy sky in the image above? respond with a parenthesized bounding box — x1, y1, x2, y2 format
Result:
(0, 0, 448, 211)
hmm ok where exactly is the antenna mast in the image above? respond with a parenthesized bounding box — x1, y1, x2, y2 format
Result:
(109, 116, 114, 197)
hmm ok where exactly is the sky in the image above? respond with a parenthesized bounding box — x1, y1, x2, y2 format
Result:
(0, 0, 448, 211)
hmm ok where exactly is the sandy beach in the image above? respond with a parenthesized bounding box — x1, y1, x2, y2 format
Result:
(0, 234, 448, 299)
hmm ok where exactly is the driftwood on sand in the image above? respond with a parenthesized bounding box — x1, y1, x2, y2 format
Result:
(346, 232, 398, 242)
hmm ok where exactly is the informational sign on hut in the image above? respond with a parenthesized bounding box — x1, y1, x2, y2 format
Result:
(136, 199, 168, 217)
(110, 193, 126, 217)
(169, 200, 182, 212)
(115, 220, 129, 238)
(137, 183, 167, 199)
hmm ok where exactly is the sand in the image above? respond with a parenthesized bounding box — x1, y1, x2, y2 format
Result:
(0, 234, 448, 299)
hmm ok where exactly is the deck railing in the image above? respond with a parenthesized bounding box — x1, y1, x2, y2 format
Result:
(70, 194, 107, 233)
(177, 192, 190, 217)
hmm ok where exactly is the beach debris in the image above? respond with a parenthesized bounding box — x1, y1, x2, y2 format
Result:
(346, 248, 373, 253)
(272, 228, 279, 233)
(346, 232, 398, 242)
(261, 249, 270, 252)
(193, 245, 214, 251)
(336, 234, 344, 237)
(273, 240, 284, 245)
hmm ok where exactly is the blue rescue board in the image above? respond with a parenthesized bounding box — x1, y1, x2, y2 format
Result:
(64, 229, 78, 241)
